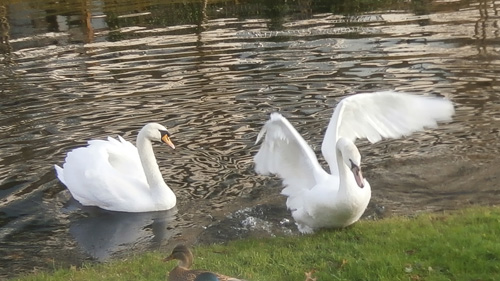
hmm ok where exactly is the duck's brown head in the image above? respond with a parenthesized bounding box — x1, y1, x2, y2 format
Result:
(164, 244, 194, 268)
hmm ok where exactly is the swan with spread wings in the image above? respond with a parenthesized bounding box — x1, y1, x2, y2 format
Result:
(254, 91, 454, 233)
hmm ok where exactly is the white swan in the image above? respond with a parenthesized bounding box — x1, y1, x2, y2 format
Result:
(254, 91, 454, 233)
(55, 123, 177, 212)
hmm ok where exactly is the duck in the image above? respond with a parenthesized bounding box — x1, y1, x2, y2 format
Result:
(254, 91, 454, 233)
(194, 272, 220, 281)
(54, 123, 177, 212)
(165, 245, 247, 281)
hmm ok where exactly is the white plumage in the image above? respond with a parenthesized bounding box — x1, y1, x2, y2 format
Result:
(254, 91, 454, 233)
(55, 123, 177, 212)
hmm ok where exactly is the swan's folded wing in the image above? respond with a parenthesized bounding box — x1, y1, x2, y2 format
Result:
(61, 137, 149, 209)
(254, 113, 328, 195)
(104, 136, 147, 182)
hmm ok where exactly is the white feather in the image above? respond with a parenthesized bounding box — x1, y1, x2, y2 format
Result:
(54, 123, 176, 212)
(254, 91, 454, 233)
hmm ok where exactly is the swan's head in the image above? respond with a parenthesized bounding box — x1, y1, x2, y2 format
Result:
(164, 244, 193, 268)
(140, 123, 175, 149)
(337, 137, 364, 188)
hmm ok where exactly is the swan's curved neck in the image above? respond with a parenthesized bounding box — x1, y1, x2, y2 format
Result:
(135, 128, 176, 210)
(336, 149, 349, 188)
(335, 138, 357, 193)
(136, 135, 166, 189)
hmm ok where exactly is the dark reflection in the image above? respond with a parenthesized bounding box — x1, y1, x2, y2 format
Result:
(45, 9, 59, 32)
(195, 0, 209, 48)
(6, 0, 486, 47)
(329, 0, 405, 15)
(411, 0, 432, 16)
(0, 5, 12, 65)
(263, 1, 290, 31)
(69, 204, 178, 260)
(474, 0, 500, 56)
(1, 0, 433, 48)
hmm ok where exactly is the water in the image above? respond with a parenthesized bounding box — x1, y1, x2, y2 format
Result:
(1, 0, 500, 278)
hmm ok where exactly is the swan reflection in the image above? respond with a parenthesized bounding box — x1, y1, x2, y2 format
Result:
(69, 205, 177, 260)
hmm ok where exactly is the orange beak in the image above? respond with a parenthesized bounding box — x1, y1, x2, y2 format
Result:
(161, 135, 175, 149)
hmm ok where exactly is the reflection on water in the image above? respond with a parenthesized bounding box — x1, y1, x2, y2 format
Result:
(1, 0, 500, 278)
(69, 205, 177, 260)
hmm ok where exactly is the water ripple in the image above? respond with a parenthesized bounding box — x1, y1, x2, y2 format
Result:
(1, 0, 500, 278)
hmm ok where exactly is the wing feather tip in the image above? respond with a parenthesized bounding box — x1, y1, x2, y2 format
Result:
(54, 164, 65, 184)
(255, 112, 285, 144)
(269, 112, 283, 119)
(255, 126, 266, 144)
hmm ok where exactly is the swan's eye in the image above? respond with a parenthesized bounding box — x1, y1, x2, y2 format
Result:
(160, 130, 175, 149)
(159, 130, 170, 137)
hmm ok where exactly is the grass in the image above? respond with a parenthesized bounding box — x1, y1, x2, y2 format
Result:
(14, 206, 500, 281)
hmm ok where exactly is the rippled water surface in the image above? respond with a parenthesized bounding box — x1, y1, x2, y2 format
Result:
(1, 0, 500, 278)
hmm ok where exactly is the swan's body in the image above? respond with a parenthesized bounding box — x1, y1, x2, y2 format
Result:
(254, 91, 454, 233)
(55, 123, 177, 212)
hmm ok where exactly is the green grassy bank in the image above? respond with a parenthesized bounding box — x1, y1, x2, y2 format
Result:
(15, 206, 500, 281)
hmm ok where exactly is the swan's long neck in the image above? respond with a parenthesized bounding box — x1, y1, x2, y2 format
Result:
(335, 138, 358, 195)
(336, 148, 350, 191)
(136, 134, 166, 189)
(135, 126, 176, 210)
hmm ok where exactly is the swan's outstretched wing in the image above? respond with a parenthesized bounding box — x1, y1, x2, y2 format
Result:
(322, 91, 455, 171)
(254, 113, 329, 196)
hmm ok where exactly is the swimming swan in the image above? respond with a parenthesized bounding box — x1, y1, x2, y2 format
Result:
(55, 123, 176, 212)
(254, 91, 454, 233)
